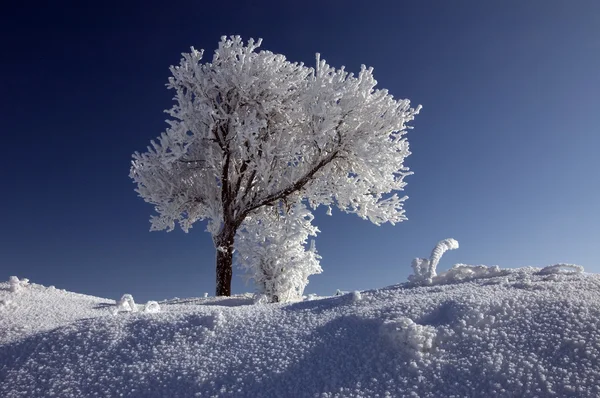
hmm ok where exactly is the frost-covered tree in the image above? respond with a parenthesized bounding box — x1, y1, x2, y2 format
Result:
(236, 201, 322, 302)
(130, 36, 421, 296)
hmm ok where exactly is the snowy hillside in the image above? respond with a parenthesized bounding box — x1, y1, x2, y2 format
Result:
(2, 267, 600, 397)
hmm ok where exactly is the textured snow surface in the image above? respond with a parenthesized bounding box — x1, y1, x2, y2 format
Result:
(2, 269, 600, 397)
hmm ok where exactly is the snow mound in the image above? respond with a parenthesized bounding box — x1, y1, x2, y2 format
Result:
(2, 269, 600, 397)
(143, 301, 161, 313)
(436, 263, 510, 284)
(381, 316, 437, 359)
(538, 263, 584, 275)
(114, 293, 138, 314)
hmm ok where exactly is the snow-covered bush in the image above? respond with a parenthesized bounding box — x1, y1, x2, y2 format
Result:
(113, 294, 137, 314)
(143, 301, 160, 313)
(408, 239, 459, 285)
(350, 291, 362, 302)
(236, 202, 322, 303)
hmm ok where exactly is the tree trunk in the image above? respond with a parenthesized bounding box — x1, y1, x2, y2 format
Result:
(215, 226, 236, 296)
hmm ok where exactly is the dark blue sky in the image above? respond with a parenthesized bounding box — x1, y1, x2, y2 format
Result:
(2, 1, 599, 302)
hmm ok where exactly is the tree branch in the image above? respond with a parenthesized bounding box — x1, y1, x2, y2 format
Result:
(240, 150, 339, 222)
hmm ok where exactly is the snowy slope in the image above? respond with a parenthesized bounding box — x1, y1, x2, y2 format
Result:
(1, 268, 600, 397)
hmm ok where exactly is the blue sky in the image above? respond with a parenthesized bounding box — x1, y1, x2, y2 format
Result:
(2, 1, 599, 302)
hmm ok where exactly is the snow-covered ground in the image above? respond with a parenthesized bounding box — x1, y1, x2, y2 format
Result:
(1, 267, 600, 397)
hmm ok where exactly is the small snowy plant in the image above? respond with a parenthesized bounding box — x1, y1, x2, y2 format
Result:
(408, 238, 459, 285)
(236, 202, 322, 303)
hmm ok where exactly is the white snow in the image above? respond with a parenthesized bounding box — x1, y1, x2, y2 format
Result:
(538, 263, 585, 275)
(143, 301, 161, 314)
(114, 293, 138, 314)
(8, 276, 21, 293)
(2, 269, 600, 397)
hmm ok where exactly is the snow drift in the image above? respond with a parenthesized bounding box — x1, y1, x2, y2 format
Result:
(1, 268, 600, 397)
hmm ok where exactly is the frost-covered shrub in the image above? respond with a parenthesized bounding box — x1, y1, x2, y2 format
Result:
(350, 291, 362, 302)
(237, 202, 322, 303)
(538, 263, 584, 275)
(143, 301, 161, 313)
(407, 240, 514, 286)
(113, 294, 137, 314)
(408, 238, 459, 285)
(429, 238, 459, 273)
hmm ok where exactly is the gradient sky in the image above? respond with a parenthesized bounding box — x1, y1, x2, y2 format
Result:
(2, 1, 599, 302)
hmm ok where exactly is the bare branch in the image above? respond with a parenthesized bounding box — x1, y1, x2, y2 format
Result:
(240, 150, 339, 221)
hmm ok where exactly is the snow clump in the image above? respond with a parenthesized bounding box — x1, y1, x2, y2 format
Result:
(538, 263, 584, 275)
(381, 317, 437, 358)
(0, 298, 13, 308)
(351, 291, 362, 302)
(436, 263, 509, 284)
(9, 276, 21, 293)
(143, 301, 161, 313)
(113, 294, 137, 314)
(306, 293, 319, 301)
